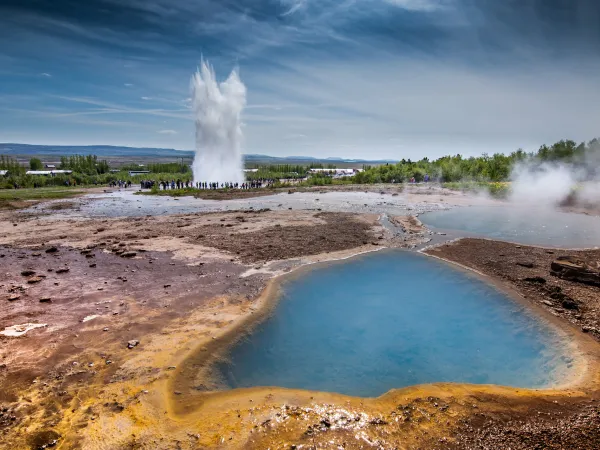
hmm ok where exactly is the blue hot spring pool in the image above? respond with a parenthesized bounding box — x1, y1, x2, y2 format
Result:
(217, 251, 572, 397)
(421, 205, 600, 248)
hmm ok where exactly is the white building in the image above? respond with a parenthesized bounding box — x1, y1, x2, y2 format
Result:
(26, 170, 73, 176)
(308, 168, 363, 177)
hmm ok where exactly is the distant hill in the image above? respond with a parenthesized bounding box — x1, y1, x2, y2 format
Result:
(0, 143, 397, 165)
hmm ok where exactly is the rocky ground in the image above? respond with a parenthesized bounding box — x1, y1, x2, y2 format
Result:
(0, 197, 599, 449)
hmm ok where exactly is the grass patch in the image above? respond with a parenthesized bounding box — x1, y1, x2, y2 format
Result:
(0, 187, 83, 210)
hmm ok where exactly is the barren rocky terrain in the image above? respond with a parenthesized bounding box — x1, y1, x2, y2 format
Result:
(0, 193, 599, 449)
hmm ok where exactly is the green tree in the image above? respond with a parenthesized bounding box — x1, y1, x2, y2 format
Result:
(29, 158, 43, 170)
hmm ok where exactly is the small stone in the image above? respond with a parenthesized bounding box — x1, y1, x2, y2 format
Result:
(516, 261, 534, 268)
(27, 276, 43, 284)
(55, 268, 70, 274)
(164, 284, 171, 288)
(103, 327, 109, 331)
(89, 263, 97, 268)
(127, 340, 139, 349)
(45, 247, 58, 253)
(21, 270, 36, 276)
(8, 294, 20, 301)
(121, 252, 137, 258)
(39, 297, 52, 303)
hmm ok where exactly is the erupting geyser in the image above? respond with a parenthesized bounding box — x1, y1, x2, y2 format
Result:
(191, 61, 246, 184)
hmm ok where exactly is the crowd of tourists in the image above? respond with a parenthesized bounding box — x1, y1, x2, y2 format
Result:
(109, 180, 132, 188)
(139, 179, 276, 190)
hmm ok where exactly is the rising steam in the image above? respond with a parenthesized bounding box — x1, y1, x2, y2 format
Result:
(509, 143, 600, 210)
(191, 61, 246, 184)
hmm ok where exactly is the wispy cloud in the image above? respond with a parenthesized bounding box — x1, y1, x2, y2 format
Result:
(158, 129, 177, 134)
(281, 0, 307, 17)
(383, 0, 447, 11)
(40, 72, 52, 77)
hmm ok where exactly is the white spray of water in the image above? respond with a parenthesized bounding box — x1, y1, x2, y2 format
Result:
(191, 61, 246, 184)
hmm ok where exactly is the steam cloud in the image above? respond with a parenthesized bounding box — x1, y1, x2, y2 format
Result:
(509, 144, 600, 210)
(191, 61, 246, 184)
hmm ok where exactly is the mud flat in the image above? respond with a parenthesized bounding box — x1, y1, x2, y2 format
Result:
(0, 191, 599, 449)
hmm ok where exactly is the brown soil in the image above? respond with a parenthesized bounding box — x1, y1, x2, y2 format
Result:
(447, 400, 600, 450)
(171, 189, 277, 200)
(189, 211, 376, 263)
(390, 215, 425, 234)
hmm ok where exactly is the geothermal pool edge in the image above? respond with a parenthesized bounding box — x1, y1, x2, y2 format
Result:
(166, 243, 600, 417)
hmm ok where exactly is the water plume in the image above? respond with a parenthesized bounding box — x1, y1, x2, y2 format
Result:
(191, 61, 246, 184)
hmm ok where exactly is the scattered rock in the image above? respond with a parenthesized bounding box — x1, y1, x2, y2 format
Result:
(21, 270, 36, 276)
(127, 340, 139, 349)
(516, 261, 535, 268)
(27, 276, 43, 284)
(561, 298, 579, 310)
(550, 256, 600, 287)
(55, 268, 70, 274)
(45, 247, 58, 253)
(121, 252, 137, 258)
(524, 276, 546, 284)
(39, 297, 52, 303)
(89, 263, 97, 268)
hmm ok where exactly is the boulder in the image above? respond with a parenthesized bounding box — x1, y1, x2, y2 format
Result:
(524, 276, 546, 284)
(550, 256, 600, 287)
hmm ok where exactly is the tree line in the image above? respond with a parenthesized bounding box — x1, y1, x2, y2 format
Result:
(1, 138, 598, 189)
(354, 139, 599, 184)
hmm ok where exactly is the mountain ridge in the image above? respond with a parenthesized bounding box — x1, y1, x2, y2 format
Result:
(0, 143, 397, 164)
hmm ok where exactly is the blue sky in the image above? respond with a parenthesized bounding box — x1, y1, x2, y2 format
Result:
(1, 0, 599, 159)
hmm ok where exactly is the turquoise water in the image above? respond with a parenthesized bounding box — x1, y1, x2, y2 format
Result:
(421, 206, 600, 248)
(217, 251, 569, 397)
